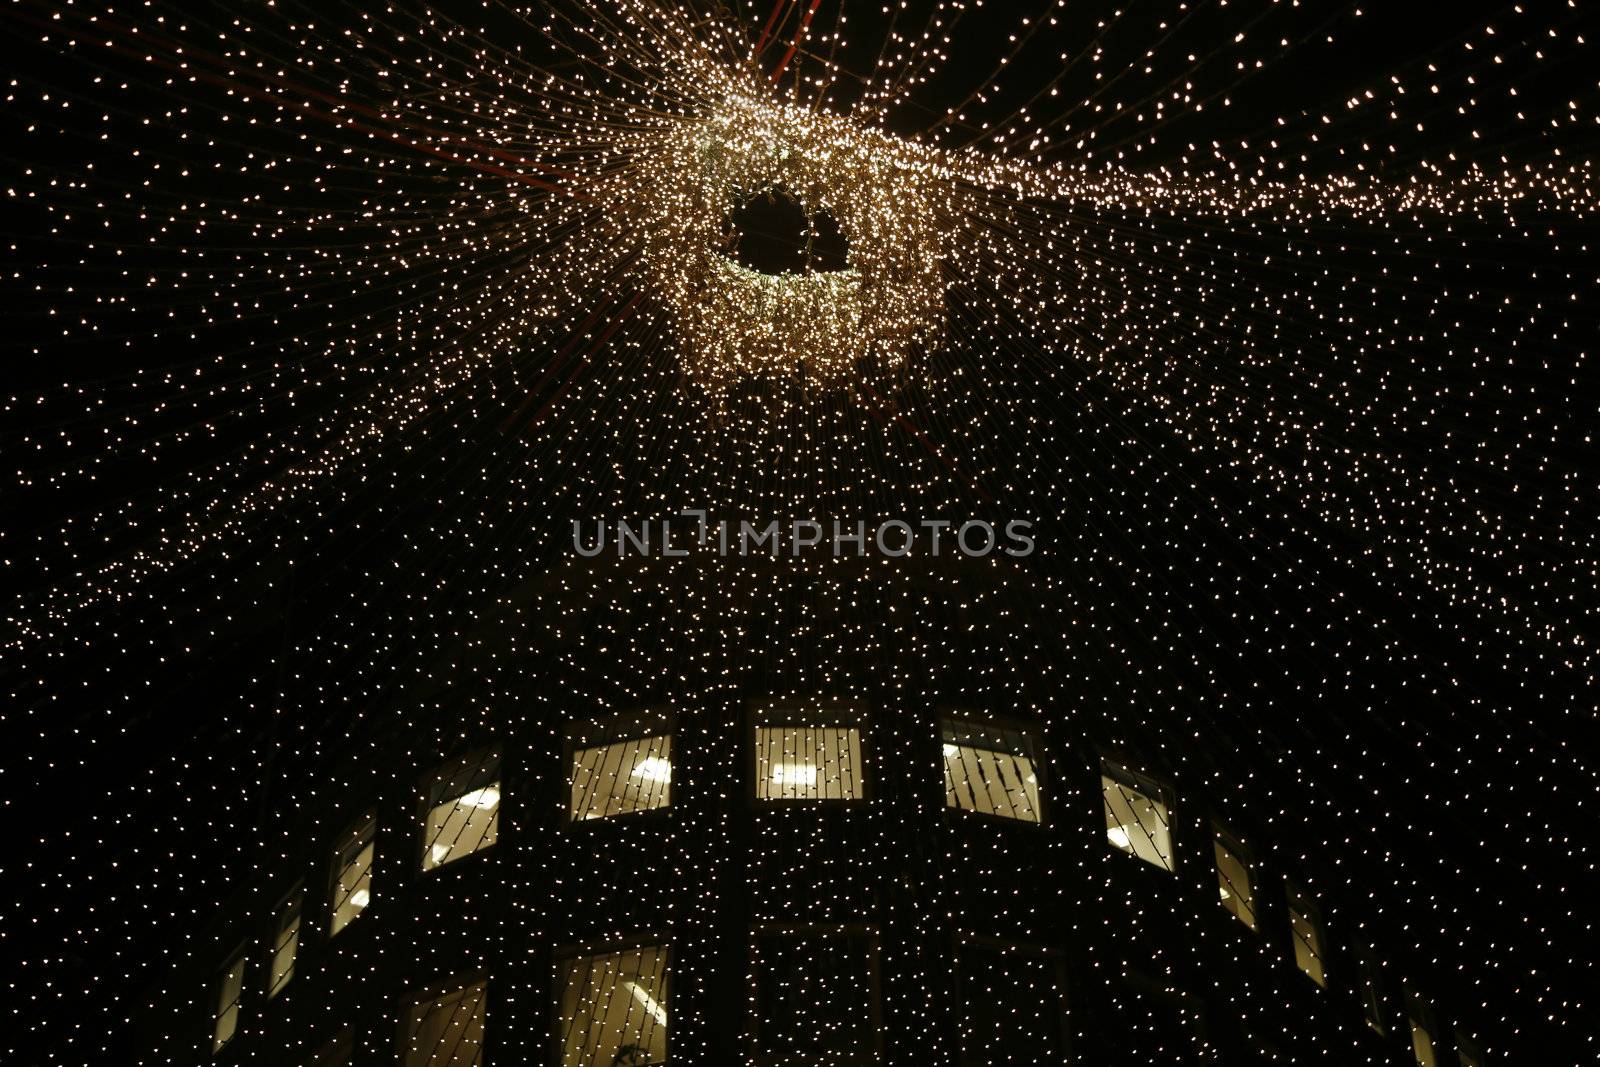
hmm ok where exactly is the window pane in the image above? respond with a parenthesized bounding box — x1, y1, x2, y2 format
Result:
(756, 726, 864, 801)
(1101, 772, 1173, 870)
(1406, 986, 1439, 1067)
(1410, 1018, 1438, 1067)
(1213, 834, 1256, 930)
(330, 813, 375, 936)
(268, 887, 304, 998)
(558, 945, 669, 1067)
(570, 736, 672, 821)
(403, 980, 486, 1067)
(755, 931, 876, 1065)
(1355, 943, 1387, 1034)
(942, 719, 1041, 823)
(957, 943, 1066, 1065)
(1287, 882, 1326, 987)
(213, 953, 246, 1053)
(423, 783, 500, 871)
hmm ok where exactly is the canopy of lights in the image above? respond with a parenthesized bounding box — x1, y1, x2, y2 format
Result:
(1, 0, 1595, 1064)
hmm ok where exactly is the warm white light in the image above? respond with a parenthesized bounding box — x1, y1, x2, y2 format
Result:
(457, 786, 500, 810)
(623, 980, 668, 1027)
(631, 757, 672, 783)
(1107, 825, 1132, 851)
(350, 888, 370, 909)
(770, 762, 818, 786)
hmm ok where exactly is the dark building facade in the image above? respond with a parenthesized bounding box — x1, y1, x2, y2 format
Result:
(146, 550, 1480, 1067)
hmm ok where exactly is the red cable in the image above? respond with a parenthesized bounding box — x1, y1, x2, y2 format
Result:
(752, 0, 793, 59)
(769, 0, 825, 83)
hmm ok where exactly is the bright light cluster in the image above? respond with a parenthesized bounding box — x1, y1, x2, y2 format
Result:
(632, 90, 970, 390)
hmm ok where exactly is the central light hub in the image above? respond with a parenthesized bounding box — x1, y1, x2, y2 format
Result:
(630, 93, 973, 396)
(724, 189, 849, 276)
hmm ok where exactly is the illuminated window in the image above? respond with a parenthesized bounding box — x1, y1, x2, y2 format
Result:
(329, 810, 375, 937)
(1286, 879, 1327, 987)
(1101, 760, 1174, 870)
(558, 944, 669, 1066)
(941, 714, 1042, 823)
(569, 733, 672, 822)
(402, 980, 486, 1067)
(1355, 942, 1388, 1035)
(754, 702, 867, 802)
(266, 883, 304, 999)
(1212, 826, 1257, 930)
(753, 928, 879, 1066)
(422, 752, 501, 871)
(212, 950, 246, 1054)
(1406, 984, 1439, 1067)
(955, 940, 1068, 1065)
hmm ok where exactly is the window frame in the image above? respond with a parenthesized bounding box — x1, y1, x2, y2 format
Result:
(265, 880, 305, 999)
(211, 943, 248, 1056)
(1099, 756, 1176, 872)
(749, 922, 883, 1067)
(327, 809, 377, 938)
(551, 934, 671, 1067)
(749, 698, 871, 806)
(1354, 940, 1389, 1035)
(938, 709, 1049, 826)
(1285, 877, 1329, 988)
(1210, 821, 1258, 931)
(563, 708, 676, 825)
(396, 972, 488, 1067)
(1405, 982, 1440, 1067)
(417, 747, 503, 873)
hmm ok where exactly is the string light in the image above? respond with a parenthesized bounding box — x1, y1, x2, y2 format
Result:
(2, 2, 1595, 1065)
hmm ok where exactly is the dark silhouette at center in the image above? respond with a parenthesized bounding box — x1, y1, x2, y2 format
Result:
(724, 189, 849, 275)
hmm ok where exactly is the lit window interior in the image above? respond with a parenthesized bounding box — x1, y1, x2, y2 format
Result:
(1356, 942, 1388, 1034)
(755, 724, 864, 801)
(266, 885, 303, 998)
(558, 945, 669, 1067)
(1101, 764, 1174, 870)
(423, 754, 501, 871)
(941, 717, 1041, 823)
(1213, 830, 1257, 930)
(569, 735, 672, 821)
(1407, 985, 1440, 1067)
(755, 930, 877, 1065)
(403, 980, 486, 1067)
(212, 951, 245, 1054)
(329, 810, 375, 936)
(1410, 1016, 1439, 1067)
(1287, 880, 1327, 987)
